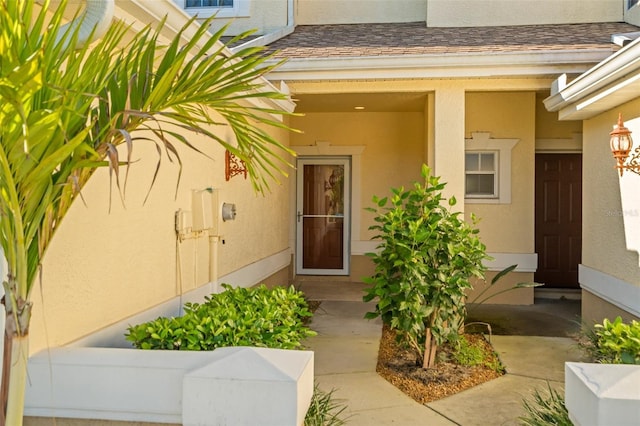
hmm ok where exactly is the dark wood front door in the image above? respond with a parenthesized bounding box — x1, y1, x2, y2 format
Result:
(535, 154, 582, 288)
(296, 158, 350, 275)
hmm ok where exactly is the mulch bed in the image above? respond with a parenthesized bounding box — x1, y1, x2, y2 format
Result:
(376, 324, 505, 404)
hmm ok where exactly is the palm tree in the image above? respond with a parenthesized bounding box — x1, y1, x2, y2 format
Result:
(0, 0, 295, 423)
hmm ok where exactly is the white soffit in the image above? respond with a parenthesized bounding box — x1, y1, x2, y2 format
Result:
(265, 49, 612, 81)
(544, 37, 640, 120)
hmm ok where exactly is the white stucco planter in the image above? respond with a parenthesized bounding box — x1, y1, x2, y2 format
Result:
(565, 362, 640, 426)
(25, 346, 314, 425)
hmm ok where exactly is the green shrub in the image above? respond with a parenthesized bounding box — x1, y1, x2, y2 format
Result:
(582, 316, 640, 364)
(522, 317, 640, 425)
(520, 385, 572, 426)
(126, 284, 316, 350)
(363, 165, 488, 367)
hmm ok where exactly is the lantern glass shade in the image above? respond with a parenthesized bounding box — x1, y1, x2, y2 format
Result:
(610, 113, 633, 157)
(610, 133, 633, 154)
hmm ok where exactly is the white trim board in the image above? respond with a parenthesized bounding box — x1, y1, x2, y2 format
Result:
(219, 248, 291, 288)
(266, 50, 611, 82)
(579, 264, 640, 318)
(352, 240, 536, 273)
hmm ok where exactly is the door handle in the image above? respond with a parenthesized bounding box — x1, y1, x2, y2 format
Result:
(297, 211, 303, 223)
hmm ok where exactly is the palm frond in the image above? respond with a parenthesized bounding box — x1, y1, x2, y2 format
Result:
(0, 0, 296, 305)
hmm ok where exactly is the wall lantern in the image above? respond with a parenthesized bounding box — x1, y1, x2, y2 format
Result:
(225, 150, 247, 181)
(610, 113, 640, 176)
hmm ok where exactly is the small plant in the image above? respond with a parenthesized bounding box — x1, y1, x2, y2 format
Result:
(520, 385, 572, 426)
(447, 335, 505, 373)
(363, 165, 489, 368)
(304, 384, 349, 426)
(126, 284, 316, 350)
(580, 316, 640, 364)
(452, 336, 486, 366)
(467, 264, 541, 307)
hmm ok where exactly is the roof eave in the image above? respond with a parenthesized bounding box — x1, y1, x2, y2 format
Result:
(544, 37, 640, 120)
(264, 49, 614, 81)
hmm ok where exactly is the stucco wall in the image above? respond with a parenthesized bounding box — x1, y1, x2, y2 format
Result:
(582, 106, 640, 286)
(296, 0, 428, 25)
(427, 0, 622, 27)
(188, 0, 289, 36)
(464, 92, 536, 254)
(535, 92, 582, 141)
(582, 290, 639, 325)
(28, 118, 292, 354)
(290, 111, 426, 242)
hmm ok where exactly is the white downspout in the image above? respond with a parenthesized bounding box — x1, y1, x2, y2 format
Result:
(288, 0, 294, 27)
(55, 0, 115, 48)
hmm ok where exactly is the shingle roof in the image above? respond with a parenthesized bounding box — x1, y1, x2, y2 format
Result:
(264, 22, 639, 59)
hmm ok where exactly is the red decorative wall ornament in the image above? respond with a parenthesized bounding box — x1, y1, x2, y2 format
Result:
(225, 149, 248, 181)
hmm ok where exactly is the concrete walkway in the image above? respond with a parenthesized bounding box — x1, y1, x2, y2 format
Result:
(299, 282, 587, 426)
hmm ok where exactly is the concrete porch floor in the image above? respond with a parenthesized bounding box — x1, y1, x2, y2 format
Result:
(297, 280, 587, 426)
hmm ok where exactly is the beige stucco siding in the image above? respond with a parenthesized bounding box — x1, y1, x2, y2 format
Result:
(29, 117, 292, 354)
(191, 0, 289, 36)
(464, 92, 535, 254)
(296, 0, 427, 25)
(582, 105, 640, 287)
(535, 92, 582, 141)
(290, 111, 426, 241)
(427, 0, 622, 27)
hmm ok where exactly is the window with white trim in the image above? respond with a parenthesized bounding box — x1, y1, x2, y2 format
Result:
(186, 0, 233, 7)
(175, 0, 250, 18)
(465, 151, 498, 198)
(464, 132, 519, 204)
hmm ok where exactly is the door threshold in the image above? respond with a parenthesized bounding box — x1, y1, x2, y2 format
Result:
(535, 288, 582, 301)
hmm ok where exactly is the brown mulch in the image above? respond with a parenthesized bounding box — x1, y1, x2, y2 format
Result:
(306, 300, 504, 403)
(376, 324, 504, 404)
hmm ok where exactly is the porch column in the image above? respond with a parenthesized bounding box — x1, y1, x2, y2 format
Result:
(431, 87, 466, 210)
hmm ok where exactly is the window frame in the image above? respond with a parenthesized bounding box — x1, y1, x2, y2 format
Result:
(465, 150, 499, 199)
(175, 0, 250, 18)
(464, 132, 519, 204)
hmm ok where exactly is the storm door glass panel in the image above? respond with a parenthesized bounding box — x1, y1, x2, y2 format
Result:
(296, 158, 350, 275)
(302, 164, 344, 269)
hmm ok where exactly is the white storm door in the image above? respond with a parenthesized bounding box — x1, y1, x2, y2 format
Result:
(296, 158, 351, 275)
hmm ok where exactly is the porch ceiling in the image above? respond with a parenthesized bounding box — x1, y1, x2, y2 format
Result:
(293, 92, 428, 113)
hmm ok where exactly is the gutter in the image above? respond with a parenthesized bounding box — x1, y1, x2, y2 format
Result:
(265, 48, 613, 81)
(544, 36, 640, 116)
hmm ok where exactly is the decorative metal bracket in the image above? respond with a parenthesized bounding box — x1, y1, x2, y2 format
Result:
(225, 150, 247, 181)
(616, 145, 640, 177)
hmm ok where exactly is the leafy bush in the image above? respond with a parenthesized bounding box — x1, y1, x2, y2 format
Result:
(520, 385, 572, 426)
(522, 316, 640, 425)
(304, 384, 349, 426)
(363, 165, 488, 367)
(581, 316, 640, 364)
(126, 284, 316, 350)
